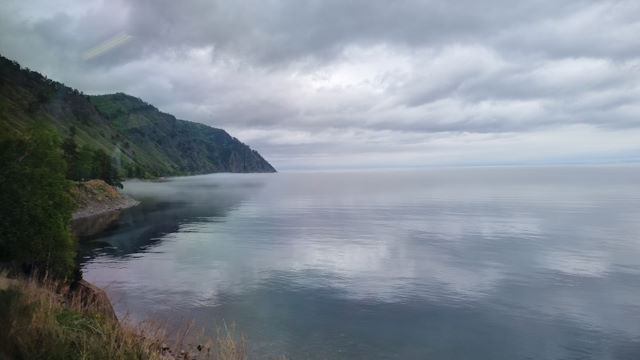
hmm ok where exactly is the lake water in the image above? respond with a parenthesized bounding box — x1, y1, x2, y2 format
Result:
(80, 167, 640, 359)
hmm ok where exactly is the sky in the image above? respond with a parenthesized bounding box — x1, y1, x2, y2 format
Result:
(1, 0, 640, 171)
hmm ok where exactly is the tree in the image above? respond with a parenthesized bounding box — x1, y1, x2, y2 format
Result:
(91, 148, 122, 188)
(0, 124, 77, 279)
(61, 136, 78, 179)
(60, 131, 123, 187)
(76, 145, 94, 181)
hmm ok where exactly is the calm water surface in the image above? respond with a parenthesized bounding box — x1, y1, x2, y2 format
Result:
(80, 167, 640, 359)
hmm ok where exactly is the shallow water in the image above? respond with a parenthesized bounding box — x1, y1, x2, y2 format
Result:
(80, 166, 640, 359)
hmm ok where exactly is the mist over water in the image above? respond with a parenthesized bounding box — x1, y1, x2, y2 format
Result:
(80, 167, 640, 359)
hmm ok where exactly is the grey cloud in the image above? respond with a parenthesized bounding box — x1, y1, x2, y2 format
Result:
(16, 0, 602, 67)
(495, 1, 640, 60)
(1, 0, 639, 169)
(121, 0, 595, 64)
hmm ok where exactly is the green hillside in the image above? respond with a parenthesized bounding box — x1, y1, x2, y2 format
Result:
(0, 55, 276, 176)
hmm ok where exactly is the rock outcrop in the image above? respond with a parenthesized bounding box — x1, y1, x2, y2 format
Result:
(71, 179, 139, 220)
(68, 279, 118, 322)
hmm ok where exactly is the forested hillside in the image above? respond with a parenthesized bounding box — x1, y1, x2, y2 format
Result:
(0, 55, 276, 177)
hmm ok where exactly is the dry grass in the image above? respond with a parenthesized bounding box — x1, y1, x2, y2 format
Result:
(0, 271, 249, 359)
(71, 179, 122, 208)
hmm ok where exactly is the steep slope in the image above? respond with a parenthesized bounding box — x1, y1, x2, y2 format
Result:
(0, 55, 276, 176)
(89, 93, 275, 175)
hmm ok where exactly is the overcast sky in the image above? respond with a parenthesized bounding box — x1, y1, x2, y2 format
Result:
(1, 0, 640, 170)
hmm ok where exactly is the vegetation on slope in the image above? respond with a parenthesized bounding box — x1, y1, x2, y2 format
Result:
(62, 127, 124, 187)
(0, 123, 77, 280)
(0, 54, 276, 177)
(0, 106, 254, 360)
(0, 273, 248, 360)
(0, 55, 271, 359)
(90, 93, 276, 176)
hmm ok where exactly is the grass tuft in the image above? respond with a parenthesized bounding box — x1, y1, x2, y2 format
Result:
(0, 271, 249, 359)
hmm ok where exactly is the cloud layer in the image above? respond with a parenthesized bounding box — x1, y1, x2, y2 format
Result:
(1, 0, 639, 169)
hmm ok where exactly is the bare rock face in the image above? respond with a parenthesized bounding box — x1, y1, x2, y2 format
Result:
(68, 279, 117, 322)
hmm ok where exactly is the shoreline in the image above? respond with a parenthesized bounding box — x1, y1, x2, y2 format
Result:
(71, 195, 139, 220)
(70, 179, 140, 221)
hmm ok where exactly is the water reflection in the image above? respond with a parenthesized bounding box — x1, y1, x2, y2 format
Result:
(77, 175, 265, 260)
(81, 168, 640, 359)
(72, 210, 123, 238)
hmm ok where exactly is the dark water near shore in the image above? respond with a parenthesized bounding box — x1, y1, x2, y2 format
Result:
(80, 167, 640, 359)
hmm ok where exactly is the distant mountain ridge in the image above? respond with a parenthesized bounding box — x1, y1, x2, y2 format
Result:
(0, 55, 276, 176)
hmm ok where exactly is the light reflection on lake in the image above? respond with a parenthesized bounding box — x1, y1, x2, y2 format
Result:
(81, 167, 640, 359)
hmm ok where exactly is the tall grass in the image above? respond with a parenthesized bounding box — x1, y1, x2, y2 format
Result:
(0, 272, 248, 359)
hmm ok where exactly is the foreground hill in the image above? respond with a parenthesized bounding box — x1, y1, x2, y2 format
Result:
(0, 55, 276, 176)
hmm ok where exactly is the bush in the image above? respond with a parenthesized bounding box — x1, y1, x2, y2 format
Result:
(0, 124, 77, 279)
